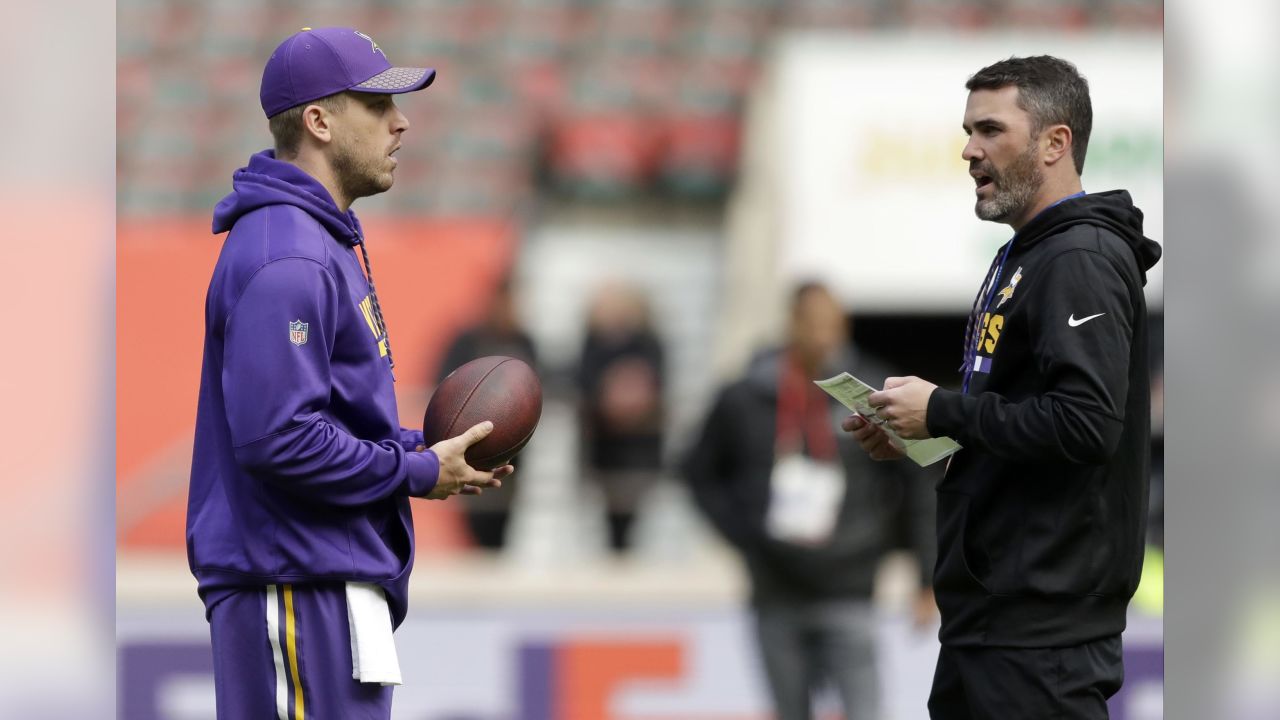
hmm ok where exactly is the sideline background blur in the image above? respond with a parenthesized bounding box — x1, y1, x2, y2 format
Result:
(110, 2, 1168, 719)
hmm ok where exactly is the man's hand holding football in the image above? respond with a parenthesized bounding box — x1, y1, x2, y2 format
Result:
(425, 421, 514, 499)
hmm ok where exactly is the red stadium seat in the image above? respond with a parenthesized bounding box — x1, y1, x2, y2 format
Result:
(659, 112, 741, 198)
(547, 113, 663, 197)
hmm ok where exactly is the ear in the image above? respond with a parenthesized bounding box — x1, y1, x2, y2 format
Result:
(301, 103, 335, 145)
(1042, 124, 1073, 167)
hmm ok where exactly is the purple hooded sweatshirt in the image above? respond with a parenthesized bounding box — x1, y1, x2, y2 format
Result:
(187, 149, 438, 627)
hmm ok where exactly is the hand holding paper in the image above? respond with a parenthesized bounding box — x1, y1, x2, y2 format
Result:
(815, 372, 960, 467)
(843, 413, 908, 461)
(868, 376, 936, 439)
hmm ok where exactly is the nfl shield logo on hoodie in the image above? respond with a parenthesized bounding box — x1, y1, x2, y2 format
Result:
(289, 320, 309, 346)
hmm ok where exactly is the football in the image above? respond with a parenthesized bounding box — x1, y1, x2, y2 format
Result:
(422, 356, 543, 471)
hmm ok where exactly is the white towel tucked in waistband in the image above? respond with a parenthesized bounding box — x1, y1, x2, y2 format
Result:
(345, 582, 403, 686)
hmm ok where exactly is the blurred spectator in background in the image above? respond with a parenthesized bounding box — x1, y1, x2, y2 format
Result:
(685, 282, 936, 720)
(435, 275, 539, 550)
(577, 281, 666, 554)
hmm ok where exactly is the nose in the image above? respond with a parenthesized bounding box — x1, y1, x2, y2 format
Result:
(392, 104, 409, 134)
(962, 136, 982, 163)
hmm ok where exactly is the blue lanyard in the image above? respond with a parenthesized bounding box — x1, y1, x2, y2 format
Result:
(961, 191, 1085, 394)
(961, 239, 1013, 394)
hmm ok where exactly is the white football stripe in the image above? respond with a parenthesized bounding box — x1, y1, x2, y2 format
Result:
(266, 585, 288, 720)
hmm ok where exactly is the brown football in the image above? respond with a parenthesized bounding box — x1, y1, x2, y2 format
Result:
(422, 356, 543, 471)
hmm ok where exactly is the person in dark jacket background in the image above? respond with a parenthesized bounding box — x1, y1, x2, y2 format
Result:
(686, 282, 937, 720)
(846, 56, 1162, 719)
(578, 281, 666, 553)
(434, 274, 539, 550)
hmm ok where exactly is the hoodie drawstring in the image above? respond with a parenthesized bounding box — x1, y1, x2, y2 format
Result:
(357, 239, 396, 377)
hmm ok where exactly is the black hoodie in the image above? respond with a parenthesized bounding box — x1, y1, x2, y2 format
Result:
(925, 190, 1162, 647)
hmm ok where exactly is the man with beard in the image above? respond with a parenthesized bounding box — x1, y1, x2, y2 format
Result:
(843, 56, 1162, 718)
(187, 27, 512, 719)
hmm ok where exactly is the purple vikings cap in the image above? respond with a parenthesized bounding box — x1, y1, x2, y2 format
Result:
(260, 27, 437, 118)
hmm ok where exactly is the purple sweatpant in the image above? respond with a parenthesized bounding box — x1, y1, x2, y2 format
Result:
(208, 583, 393, 720)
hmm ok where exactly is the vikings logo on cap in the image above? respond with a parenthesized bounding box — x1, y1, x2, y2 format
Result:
(354, 30, 384, 56)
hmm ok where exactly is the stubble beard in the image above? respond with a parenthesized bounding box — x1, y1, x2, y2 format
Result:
(975, 141, 1043, 224)
(332, 136, 394, 204)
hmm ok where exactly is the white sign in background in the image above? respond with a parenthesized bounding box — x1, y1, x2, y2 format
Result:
(776, 33, 1163, 312)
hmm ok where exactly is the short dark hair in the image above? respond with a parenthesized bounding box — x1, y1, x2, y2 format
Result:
(267, 92, 348, 158)
(966, 55, 1092, 174)
(791, 280, 830, 309)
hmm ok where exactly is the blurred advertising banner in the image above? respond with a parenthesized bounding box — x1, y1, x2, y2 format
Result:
(770, 33, 1162, 312)
(116, 218, 515, 552)
(119, 605, 1162, 720)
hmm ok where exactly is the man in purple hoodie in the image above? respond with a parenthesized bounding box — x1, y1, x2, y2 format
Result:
(187, 27, 512, 719)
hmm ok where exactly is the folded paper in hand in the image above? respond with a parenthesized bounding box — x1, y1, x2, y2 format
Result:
(814, 372, 961, 467)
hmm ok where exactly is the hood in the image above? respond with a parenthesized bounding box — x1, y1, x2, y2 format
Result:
(212, 149, 364, 246)
(1015, 190, 1163, 284)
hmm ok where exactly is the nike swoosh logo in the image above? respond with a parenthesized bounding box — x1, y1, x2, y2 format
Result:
(1068, 312, 1106, 327)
